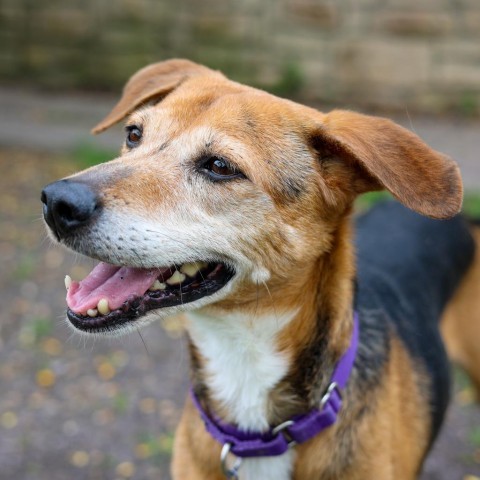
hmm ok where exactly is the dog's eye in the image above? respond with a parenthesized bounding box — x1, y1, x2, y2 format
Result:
(201, 157, 245, 181)
(126, 126, 142, 148)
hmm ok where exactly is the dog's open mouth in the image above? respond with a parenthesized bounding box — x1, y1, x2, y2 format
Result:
(65, 261, 234, 333)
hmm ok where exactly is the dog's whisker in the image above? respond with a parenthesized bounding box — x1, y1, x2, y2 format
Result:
(136, 327, 150, 356)
(262, 280, 279, 327)
(254, 279, 260, 321)
(39, 234, 51, 247)
(173, 262, 185, 308)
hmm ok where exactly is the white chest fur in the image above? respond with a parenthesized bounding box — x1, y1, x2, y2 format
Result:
(187, 310, 296, 480)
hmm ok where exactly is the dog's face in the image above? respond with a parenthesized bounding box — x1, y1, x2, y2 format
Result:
(41, 59, 463, 335)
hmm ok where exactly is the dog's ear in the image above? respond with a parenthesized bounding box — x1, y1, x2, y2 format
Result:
(312, 110, 462, 219)
(92, 59, 218, 134)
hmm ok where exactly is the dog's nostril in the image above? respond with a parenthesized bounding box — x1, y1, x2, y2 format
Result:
(56, 200, 85, 223)
(56, 201, 70, 219)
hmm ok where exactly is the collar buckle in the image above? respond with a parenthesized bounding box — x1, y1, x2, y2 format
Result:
(220, 442, 242, 479)
(272, 420, 297, 449)
(320, 381, 341, 409)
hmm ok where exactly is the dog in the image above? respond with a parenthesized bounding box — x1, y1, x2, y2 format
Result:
(41, 59, 480, 479)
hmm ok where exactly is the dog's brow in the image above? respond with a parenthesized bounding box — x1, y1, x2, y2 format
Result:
(126, 107, 150, 125)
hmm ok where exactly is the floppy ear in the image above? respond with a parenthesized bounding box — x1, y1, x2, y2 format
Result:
(92, 59, 219, 134)
(313, 110, 463, 219)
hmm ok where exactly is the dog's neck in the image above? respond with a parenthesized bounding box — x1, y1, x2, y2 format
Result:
(186, 217, 355, 432)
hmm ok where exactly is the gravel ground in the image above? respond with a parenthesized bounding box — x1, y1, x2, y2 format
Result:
(0, 88, 479, 479)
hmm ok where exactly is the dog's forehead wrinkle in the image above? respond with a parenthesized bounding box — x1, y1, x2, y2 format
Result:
(147, 91, 277, 148)
(141, 85, 238, 134)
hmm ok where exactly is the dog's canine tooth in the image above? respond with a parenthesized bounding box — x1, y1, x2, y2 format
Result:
(166, 271, 186, 285)
(97, 298, 110, 315)
(180, 262, 205, 277)
(65, 275, 72, 290)
(87, 309, 98, 317)
(149, 280, 167, 291)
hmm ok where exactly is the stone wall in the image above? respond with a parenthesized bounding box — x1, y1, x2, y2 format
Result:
(1, 0, 479, 114)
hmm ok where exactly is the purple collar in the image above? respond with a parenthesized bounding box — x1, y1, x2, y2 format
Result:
(190, 311, 359, 460)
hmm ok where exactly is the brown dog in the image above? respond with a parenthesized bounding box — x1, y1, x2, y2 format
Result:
(41, 59, 480, 479)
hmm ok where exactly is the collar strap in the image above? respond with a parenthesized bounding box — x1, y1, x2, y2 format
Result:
(190, 311, 359, 459)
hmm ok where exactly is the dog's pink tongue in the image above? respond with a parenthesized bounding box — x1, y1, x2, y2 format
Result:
(66, 262, 163, 314)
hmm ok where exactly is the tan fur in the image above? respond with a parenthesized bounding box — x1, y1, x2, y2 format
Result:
(60, 59, 477, 479)
(441, 226, 480, 399)
(173, 399, 224, 480)
(294, 337, 430, 480)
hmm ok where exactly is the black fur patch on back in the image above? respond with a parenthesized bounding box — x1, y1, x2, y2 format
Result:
(354, 201, 476, 444)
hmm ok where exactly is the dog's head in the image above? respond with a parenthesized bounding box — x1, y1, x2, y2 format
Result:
(41, 59, 463, 335)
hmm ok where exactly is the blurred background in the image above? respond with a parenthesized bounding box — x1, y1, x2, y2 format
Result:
(0, 1, 479, 479)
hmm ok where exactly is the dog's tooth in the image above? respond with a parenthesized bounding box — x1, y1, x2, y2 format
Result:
(65, 275, 72, 290)
(149, 280, 166, 291)
(180, 261, 208, 277)
(97, 298, 110, 315)
(180, 262, 201, 277)
(87, 309, 98, 317)
(166, 271, 186, 285)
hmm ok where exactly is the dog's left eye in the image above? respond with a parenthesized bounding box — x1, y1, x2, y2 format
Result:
(200, 157, 245, 181)
(126, 126, 142, 148)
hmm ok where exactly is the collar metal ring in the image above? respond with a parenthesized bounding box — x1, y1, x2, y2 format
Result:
(220, 442, 242, 479)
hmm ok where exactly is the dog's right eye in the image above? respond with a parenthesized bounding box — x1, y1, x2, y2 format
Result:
(200, 156, 245, 181)
(126, 125, 142, 148)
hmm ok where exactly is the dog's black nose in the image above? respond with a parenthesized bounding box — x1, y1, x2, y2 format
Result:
(41, 180, 101, 239)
